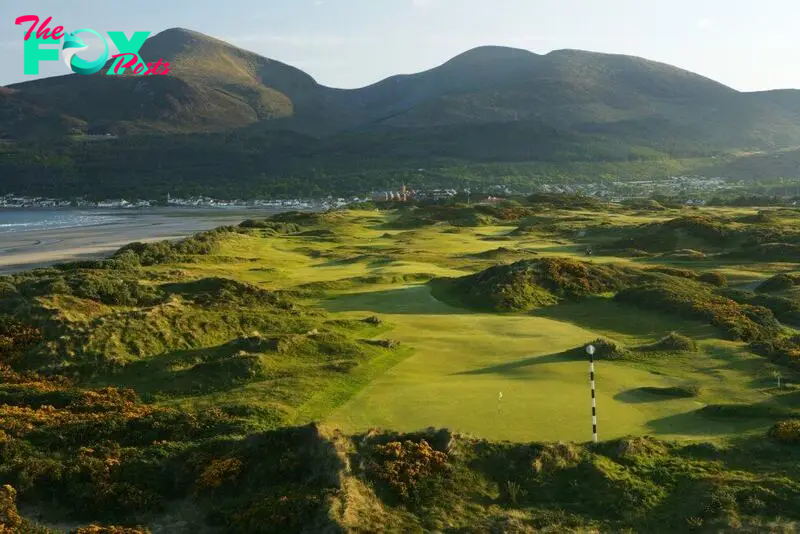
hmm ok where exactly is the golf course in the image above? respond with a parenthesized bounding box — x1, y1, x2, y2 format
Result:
(3, 197, 800, 532)
(166, 204, 796, 443)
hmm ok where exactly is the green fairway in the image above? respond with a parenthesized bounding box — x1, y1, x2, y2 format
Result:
(140, 208, 797, 443)
(323, 285, 773, 442)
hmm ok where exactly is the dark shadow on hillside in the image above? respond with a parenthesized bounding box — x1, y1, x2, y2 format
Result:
(515, 244, 584, 255)
(646, 408, 774, 436)
(95, 340, 275, 399)
(323, 285, 459, 315)
(772, 389, 800, 409)
(531, 297, 718, 342)
(453, 348, 583, 376)
(614, 388, 692, 404)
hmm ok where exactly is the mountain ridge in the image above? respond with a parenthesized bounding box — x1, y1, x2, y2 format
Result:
(3, 27, 800, 199)
(3, 26, 796, 143)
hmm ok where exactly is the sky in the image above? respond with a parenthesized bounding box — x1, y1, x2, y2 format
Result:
(1, 0, 799, 91)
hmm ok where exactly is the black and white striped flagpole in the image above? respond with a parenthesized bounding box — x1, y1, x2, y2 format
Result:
(586, 344, 598, 443)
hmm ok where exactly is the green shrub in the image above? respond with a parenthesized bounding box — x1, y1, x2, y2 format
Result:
(647, 267, 699, 281)
(756, 273, 800, 293)
(613, 437, 669, 459)
(768, 420, 800, 444)
(532, 442, 582, 475)
(0, 317, 42, 363)
(162, 278, 292, 310)
(113, 227, 235, 266)
(699, 272, 728, 287)
(642, 332, 697, 352)
(0, 280, 18, 299)
(190, 354, 267, 385)
(470, 247, 532, 260)
(113, 241, 177, 266)
(64, 273, 165, 307)
(231, 490, 325, 533)
(366, 439, 450, 505)
(625, 199, 667, 211)
(239, 220, 300, 234)
(473, 201, 536, 221)
(267, 211, 323, 224)
(585, 338, 629, 360)
(440, 258, 641, 312)
(615, 282, 780, 342)
(608, 216, 729, 253)
(719, 288, 800, 326)
(750, 338, 800, 370)
(732, 243, 800, 261)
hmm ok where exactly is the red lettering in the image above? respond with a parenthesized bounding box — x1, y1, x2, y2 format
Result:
(142, 59, 170, 75)
(15, 15, 39, 41)
(15, 15, 62, 41)
(109, 53, 139, 74)
(109, 56, 171, 76)
(143, 59, 164, 75)
(35, 17, 54, 39)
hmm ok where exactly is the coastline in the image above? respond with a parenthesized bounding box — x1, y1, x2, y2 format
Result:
(0, 207, 290, 275)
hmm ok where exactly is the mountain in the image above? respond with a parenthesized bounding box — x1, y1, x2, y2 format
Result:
(2, 28, 331, 136)
(4, 28, 800, 146)
(3, 28, 800, 199)
(345, 47, 733, 128)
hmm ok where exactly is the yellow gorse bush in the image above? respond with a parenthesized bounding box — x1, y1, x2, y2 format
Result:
(197, 458, 244, 491)
(0, 485, 22, 532)
(72, 525, 151, 533)
(369, 439, 448, 501)
(769, 420, 800, 444)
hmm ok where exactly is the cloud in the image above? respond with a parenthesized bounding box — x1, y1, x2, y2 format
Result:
(411, 0, 437, 8)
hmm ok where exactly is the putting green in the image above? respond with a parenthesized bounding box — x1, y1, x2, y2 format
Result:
(323, 285, 760, 442)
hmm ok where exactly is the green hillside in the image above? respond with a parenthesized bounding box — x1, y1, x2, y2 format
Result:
(4, 29, 800, 198)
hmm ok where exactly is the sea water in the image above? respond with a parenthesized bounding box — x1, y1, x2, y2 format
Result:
(0, 210, 129, 234)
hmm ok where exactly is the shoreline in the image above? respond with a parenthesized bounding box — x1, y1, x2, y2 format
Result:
(0, 208, 292, 275)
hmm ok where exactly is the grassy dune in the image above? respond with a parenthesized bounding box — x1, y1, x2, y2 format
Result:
(135, 206, 800, 444)
(4, 201, 800, 531)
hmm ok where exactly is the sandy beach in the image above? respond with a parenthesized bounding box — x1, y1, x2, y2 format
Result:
(0, 208, 287, 274)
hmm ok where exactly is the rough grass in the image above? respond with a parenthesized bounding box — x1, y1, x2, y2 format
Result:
(614, 280, 782, 343)
(605, 215, 730, 253)
(757, 272, 800, 293)
(5, 203, 800, 532)
(583, 337, 631, 360)
(432, 257, 641, 312)
(7, 424, 800, 533)
(640, 332, 698, 352)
